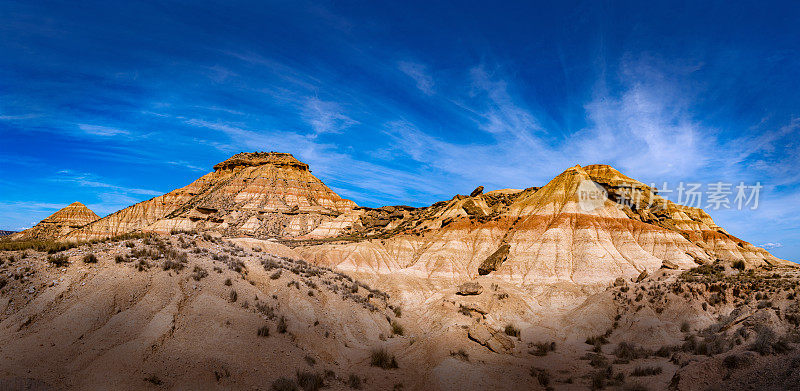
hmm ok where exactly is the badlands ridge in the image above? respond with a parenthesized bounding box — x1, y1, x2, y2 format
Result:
(1, 152, 798, 390)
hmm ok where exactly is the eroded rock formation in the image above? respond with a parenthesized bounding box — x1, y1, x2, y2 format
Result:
(63, 152, 356, 241)
(297, 164, 790, 286)
(9, 202, 99, 241)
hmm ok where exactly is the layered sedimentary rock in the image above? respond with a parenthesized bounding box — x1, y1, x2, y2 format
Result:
(64, 152, 356, 241)
(298, 164, 789, 285)
(582, 164, 782, 266)
(9, 202, 99, 241)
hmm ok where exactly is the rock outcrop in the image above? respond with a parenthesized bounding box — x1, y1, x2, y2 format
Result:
(467, 322, 515, 353)
(456, 281, 483, 296)
(298, 164, 790, 286)
(63, 152, 357, 241)
(9, 202, 99, 241)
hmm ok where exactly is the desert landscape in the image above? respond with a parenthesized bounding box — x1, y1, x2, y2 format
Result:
(2, 152, 798, 390)
(3, 2, 799, 390)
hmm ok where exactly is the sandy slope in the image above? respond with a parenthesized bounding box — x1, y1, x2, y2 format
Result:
(2, 234, 799, 390)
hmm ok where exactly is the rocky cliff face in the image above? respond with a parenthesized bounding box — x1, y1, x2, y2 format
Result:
(64, 152, 356, 241)
(56, 155, 786, 285)
(297, 164, 789, 286)
(9, 202, 99, 241)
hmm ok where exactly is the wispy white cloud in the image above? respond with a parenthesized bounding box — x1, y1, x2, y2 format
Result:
(0, 113, 41, 120)
(761, 242, 783, 249)
(54, 169, 163, 196)
(398, 61, 435, 95)
(165, 160, 207, 172)
(301, 97, 359, 135)
(574, 61, 710, 180)
(78, 123, 130, 137)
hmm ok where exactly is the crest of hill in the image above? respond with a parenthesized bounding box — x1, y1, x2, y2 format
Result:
(9, 202, 99, 241)
(63, 152, 356, 242)
(212, 151, 310, 171)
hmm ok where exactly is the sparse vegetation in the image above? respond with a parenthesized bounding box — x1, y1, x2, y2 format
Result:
(530, 367, 550, 387)
(144, 375, 163, 385)
(391, 320, 404, 336)
(48, 254, 69, 267)
(530, 341, 556, 356)
(115, 254, 130, 263)
(586, 334, 609, 346)
(82, 253, 98, 263)
(295, 370, 324, 391)
(277, 316, 288, 333)
(631, 366, 662, 377)
(370, 348, 398, 369)
(229, 289, 238, 302)
(613, 342, 651, 362)
(449, 349, 469, 361)
(749, 325, 792, 355)
(257, 325, 270, 337)
(504, 324, 520, 338)
(191, 266, 208, 281)
(162, 259, 185, 271)
(347, 374, 362, 389)
(271, 377, 298, 391)
(136, 259, 149, 271)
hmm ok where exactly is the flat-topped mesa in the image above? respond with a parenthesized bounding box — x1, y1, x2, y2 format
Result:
(213, 152, 310, 172)
(63, 152, 356, 242)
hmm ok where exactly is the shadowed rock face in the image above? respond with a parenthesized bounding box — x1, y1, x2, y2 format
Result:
(9, 202, 99, 241)
(63, 152, 356, 241)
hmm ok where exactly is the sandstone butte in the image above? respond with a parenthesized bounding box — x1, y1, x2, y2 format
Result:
(23, 152, 789, 287)
(9, 202, 99, 241)
(62, 152, 357, 242)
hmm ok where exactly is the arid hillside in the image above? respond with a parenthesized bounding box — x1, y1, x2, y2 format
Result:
(0, 152, 797, 390)
(1, 233, 798, 390)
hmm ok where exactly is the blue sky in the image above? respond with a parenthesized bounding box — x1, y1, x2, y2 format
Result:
(0, 1, 798, 260)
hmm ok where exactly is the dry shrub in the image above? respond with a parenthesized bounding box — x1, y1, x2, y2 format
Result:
(370, 348, 398, 369)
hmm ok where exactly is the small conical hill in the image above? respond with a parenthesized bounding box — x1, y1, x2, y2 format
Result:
(9, 202, 99, 241)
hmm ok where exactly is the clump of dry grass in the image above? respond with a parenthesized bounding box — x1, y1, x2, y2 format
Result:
(277, 316, 287, 333)
(504, 324, 520, 338)
(191, 266, 208, 281)
(48, 254, 69, 267)
(530, 341, 556, 356)
(391, 320, 404, 336)
(82, 253, 98, 263)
